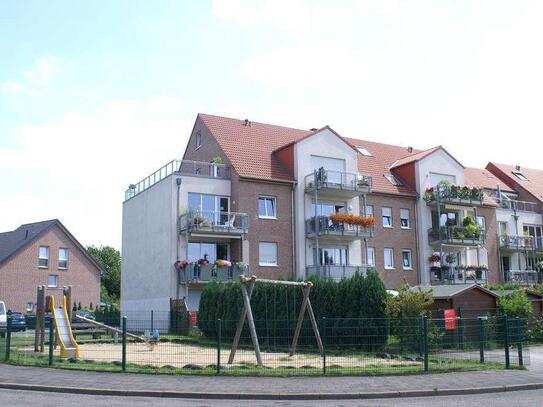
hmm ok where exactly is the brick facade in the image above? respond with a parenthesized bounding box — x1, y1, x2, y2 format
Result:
(0, 225, 100, 313)
(364, 194, 419, 288)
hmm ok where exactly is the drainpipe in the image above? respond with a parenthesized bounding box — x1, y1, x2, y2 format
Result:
(291, 183, 296, 280)
(314, 170, 319, 277)
(176, 177, 182, 301)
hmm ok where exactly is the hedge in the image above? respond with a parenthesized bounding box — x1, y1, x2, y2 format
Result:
(198, 269, 388, 350)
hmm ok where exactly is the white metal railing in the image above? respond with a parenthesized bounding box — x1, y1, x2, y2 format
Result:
(180, 209, 249, 234)
(124, 159, 230, 201)
(304, 169, 372, 194)
(498, 198, 542, 214)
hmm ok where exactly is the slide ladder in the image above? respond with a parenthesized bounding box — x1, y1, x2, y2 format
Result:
(50, 295, 80, 359)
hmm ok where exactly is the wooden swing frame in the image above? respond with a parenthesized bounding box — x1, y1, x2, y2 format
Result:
(227, 275, 323, 366)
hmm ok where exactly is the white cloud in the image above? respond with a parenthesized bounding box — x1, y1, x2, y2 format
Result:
(1, 56, 62, 96)
(0, 96, 194, 248)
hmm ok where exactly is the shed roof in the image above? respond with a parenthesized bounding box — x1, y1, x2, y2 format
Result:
(411, 284, 498, 299)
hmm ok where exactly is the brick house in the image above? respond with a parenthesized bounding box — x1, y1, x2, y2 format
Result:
(121, 114, 508, 315)
(0, 219, 102, 313)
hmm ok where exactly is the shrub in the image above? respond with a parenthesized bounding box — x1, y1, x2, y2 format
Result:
(497, 290, 532, 319)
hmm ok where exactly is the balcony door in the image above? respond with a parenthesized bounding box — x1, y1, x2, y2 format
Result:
(310, 155, 345, 185)
(313, 246, 348, 266)
(188, 242, 229, 262)
(188, 193, 230, 226)
(523, 225, 542, 249)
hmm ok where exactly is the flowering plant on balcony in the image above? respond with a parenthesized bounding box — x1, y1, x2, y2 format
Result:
(428, 254, 441, 263)
(215, 259, 232, 268)
(234, 261, 248, 269)
(198, 257, 210, 266)
(174, 260, 192, 270)
(423, 184, 484, 203)
(329, 212, 375, 227)
(475, 265, 488, 272)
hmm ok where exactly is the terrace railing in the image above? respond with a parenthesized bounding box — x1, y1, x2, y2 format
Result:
(498, 235, 534, 250)
(430, 266, 488, 285)
(306, 216, 374, 239)
(506, 270, 540, 285)
(125, 159, 230, 201)
(424, 185, 484, 207)
(499, 199, 542, 214)
(179, 209, 249, 236)
(306, 265, 369, 280)
(179, 263, 247, 283)
(428, 226, 486, 245)
(304, 169, 372, 194)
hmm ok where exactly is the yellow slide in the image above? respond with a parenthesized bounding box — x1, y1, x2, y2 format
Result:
(50, 295, 80, 359)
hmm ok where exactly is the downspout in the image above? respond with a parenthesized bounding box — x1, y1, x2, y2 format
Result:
(413, 193, 421, 285)
(175, 177, 182, 301)
(291, 182, 296, 280)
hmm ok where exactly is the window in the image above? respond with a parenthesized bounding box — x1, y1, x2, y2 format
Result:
(384, 248, 394, 269)
(58, 248, 68, 269)
(366, 247, 375, 266)
(356, 147, 372, 156)
(499, 221, 508, 236)
(400, 209, 410, 229)
(382, 207, 392, 228)
(512, 171, 528, 181)
(188, 193, 230, 225)
(259, 242, 278, 266)
(47, 275, 58, 288)
(38, 246, 49, 268)
(429, 173, 456, 186)
(476, 216, 486, 230)
(314, 247, 348, 265)
(310, 155, 345, 184)
(195, 131, 202, 149)
(258, 196, 277, 219)
(311, 202, 345, 217)
(26, 303, 34, 312)
(402, 250, 412, 270)
(187, 242, 228, 262)
(385, 174, 404, 186)
(364, 205, 373, 217)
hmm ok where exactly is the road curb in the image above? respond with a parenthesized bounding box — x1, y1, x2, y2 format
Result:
(0, 381, 542, 400)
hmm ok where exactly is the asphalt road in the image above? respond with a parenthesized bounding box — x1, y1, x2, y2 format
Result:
(1, 389, 542, 407)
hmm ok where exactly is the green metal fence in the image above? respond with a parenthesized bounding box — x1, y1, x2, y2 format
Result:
(2, 314, 529, 376)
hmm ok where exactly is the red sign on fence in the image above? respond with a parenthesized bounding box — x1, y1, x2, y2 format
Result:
(189, 311, 197, 327)
(444, 309, 457, 330)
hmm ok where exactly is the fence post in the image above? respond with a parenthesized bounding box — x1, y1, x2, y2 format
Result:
(48, 316, 55, 366)
(478, 316, 486, 364)
(5, 316, 12, 361)
(423, 316, 429, 372)
(503, 314, 510, 369)
(216, 319, 222, 374)
(151, 310, 154, 333)
(516, 317, 523, 367)
(122, 316, 127, 371)
(457, 308, 464, 351)
(399, 315, 404, 353)
(322, 317, 327, 375)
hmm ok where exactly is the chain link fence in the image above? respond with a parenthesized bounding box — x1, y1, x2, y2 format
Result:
(2, 314, 529, 376)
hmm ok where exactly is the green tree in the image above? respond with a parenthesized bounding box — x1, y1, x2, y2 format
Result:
(87, 245, 121, 303)
(497, 290, 532, 318)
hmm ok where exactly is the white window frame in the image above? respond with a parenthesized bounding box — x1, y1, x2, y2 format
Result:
(384, 248, 394, 270)
(366, 247, 375, 267)
(259, 242, 278, 267)
(58, 248, 68, 269)
(382, 207, 393, 228)
(258, 196, 277, 219)
(402, 249, 413, 270)
(385, 174, 404, 186)
(38, 246, 49, 268)
(512, 171, 528, 181)
(26, 302, 34, 312)
(364, 205, 373, 217)
(400, 208, 410, 229)
(47, 274, 58, 288)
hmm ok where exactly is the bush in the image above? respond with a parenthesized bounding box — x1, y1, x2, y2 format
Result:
(497, 290, 532, 319)
(198, 269, 388, 350)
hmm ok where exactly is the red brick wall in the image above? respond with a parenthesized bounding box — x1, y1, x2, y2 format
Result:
(0, 225, 101, 313)
(363, 193, 420, 289)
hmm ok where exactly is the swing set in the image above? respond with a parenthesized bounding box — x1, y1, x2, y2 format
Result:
(228, 275, 323, 367)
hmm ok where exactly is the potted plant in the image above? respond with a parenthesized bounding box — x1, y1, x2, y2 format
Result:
(356, 176, 370, 187)
(428, 254, 441, 264)
(423, 187, 435, 203)
(211, 156, 224, 164)
(445, 254, 456, 265)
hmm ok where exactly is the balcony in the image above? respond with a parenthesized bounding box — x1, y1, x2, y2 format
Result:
(498, 199, 542, 214)
(179, 263, 247, 284)
(125, 159, 230, 201)
(506, 270, 541, 286)
(306, 265, 369, 280)
(430, 266, 488, 285)
(428, 226, 486, 247)
(498, 235, 534, 251)
(424, 185, 484, 207)
(180, 210, 249, 239)
(306, 216, 373, 243)
(305, 169, 372, 199)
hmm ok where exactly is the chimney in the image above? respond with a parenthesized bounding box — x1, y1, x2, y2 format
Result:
(407, 146, 413, 153)
(515, 165, 521, 171)
(244, 119, 251, 126)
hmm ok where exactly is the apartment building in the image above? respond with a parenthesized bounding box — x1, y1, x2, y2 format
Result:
(0, 219, 102, 313)
(121, 114, 521, 314)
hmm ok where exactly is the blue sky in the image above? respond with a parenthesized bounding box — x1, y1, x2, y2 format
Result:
(1, 0, 543, 248)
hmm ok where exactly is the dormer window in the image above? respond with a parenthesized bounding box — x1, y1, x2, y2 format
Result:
(356, 147, 372, 156)
(385, 174, 404, 186)
(512, 171, 528, 181)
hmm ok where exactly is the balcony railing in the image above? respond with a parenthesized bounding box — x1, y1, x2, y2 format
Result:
(424, 185, 484, 207)
(306, 216, 374, 240)
(306, 265, 368, 280)
(498, 235, 534, 250)
(428, 226, 486, 246)
(498, 199, 542, 214)
(430, 266, 488, 285)
(304, 169, 372, 195)
(124, 159, 230, 201)
(179, 264, 247, 283)
(180, 210, 249, 236)
(506, 270, 541, 286)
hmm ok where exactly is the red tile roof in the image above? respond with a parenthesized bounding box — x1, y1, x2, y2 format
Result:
(199, 113, 311, 181)
(464, 167, 514, 193)
(487, 162, 543, 203)
(389, 146, 442, 169)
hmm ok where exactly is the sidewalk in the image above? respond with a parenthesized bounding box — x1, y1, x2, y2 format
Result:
(0, 361, 542, 400)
